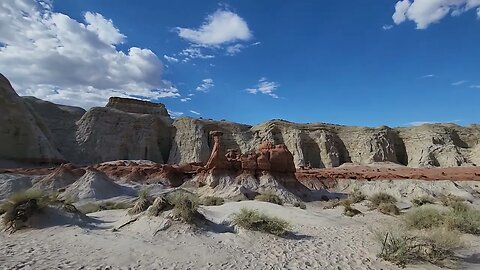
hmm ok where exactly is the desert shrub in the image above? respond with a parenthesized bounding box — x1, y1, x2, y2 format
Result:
(232, 208, 291, 236)
(255, 192, 283, 205)
(228, 194, 249, 202)
(376, 228, 463, 267)
(411, 196, 435, 207)
(349, 189, 366, 203)
(170, 194, 201, 224)
(293, 202, 307, 209)
(343, 203, 362, 217)
(147, 196, 172, 217)
(2, 189, 49, 232)
(128, 189, 153, 215)
(78, 201, 132, 214)
(404, 207, 445, 230)
(439, 194, 465, 207)
(448, 200, 470, 213)
(378, 202, 400, 216)
(369, 193, 397, 208)
(404, 204, 480, 235)
(202, 196, 224, 206)
(444, 205, 480, 235)
(166, 190, 199, 206)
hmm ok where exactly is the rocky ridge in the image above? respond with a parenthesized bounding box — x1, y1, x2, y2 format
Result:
(1, 73, 479, 169)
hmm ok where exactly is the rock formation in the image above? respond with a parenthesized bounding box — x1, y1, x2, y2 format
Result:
(0, 74, 64, 166)
(1, 73, 479, 169)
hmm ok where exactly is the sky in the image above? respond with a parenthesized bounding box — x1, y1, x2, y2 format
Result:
(0, 0, 479, 127)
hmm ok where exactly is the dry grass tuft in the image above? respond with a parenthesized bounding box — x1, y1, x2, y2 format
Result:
(293, 202, 307, 209)
(78, 201, 132, 214)
(255, 192, 283, 205)
(128, 188, 152, 215)
(232, 208, 291, 236)
(349, 189, 366, 203)
(411, 196, 435, 207)
(369, 193, 397, 208)
(147, 196, 172, 217)
(378, 202, 400, 216)
(202, 196, 225, 206)
(376, 227, 463, 267)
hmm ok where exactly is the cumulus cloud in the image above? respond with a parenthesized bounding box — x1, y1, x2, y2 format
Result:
(196, 78, 214, 92)
(189, 110, 201, 115)
(176, 10, 252, 46)
(175, 9, 254, 61)
(392, 0, 480, 29)
(246, 77, 280, 98)
(180, 97, 191, 102)
(0, 0, 179, 109)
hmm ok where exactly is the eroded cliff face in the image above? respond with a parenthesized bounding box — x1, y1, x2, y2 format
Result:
(1, 73, 479, 168)
(0, 74, 64, 165)
(169, 119, 480, 168)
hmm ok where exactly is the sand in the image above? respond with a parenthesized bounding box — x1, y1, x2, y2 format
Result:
(1, 200, 479, 270)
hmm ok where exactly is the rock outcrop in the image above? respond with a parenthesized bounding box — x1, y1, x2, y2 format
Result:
(0, 74, 64, 166)
(1, 73, 479, 169)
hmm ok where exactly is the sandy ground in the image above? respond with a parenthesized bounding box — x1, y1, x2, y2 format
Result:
(1, 201, 479, 270)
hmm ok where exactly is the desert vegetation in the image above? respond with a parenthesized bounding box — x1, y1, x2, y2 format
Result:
(255, 192, 283, 205)
(1, 189, 78, 232)
(128, 189, 153, 215)
(201, 196, 224, 206)
(232, 208, 291, 236)
(411, 195, 435, 207)
(348, 188, 366, 203)
(342, 200, 362, 217)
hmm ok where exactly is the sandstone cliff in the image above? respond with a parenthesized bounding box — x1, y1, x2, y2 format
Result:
(0, 74, 64, 166)
(1, 73, 479, 169)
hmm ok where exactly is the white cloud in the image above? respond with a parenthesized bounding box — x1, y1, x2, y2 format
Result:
(180, 47, 215, 62)
(226, 44, 244, 55)
(422, 74, 435, 78)
(84, 12, 126, 45)
(167, 110, 184, 118)
(189, 110, 201, 115)
(196, 78, 214, 92)
(382, 24, 394, 30)
(246, 77, 280, 98)
(0, 0, 179, 109)
(452, 80, 468, 86)
(180, 97, 191, 102)
(470, 84, 480, 88)
(251, 42, 261, 46)
(188, 93, 195, 97)
(392, 0, 480, 29)
(176, 9, 252, 46)
(163, 55, 179, 63)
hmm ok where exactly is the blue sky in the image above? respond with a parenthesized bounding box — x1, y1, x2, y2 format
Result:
(1, 0, 479, 127)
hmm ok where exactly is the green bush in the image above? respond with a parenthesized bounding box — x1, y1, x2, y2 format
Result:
(232, 208, 291, 236)
(255, 192, 283, 205)
(378, 202, 400, 216)
(202, 196, 225, 206)
(369, 193, 397, 208)
(411, 196, 435, 207)
(293, 202, 307, 209)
